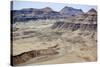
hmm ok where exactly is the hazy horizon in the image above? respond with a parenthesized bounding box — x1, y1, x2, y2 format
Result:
(11, 1, 97, 12)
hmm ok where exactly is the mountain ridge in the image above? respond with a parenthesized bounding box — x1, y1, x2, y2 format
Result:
(11, 6, 97, 23)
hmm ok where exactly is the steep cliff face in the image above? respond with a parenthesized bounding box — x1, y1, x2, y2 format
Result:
(52, 22, 97, 31)
(12, 7, 62, 23)
(84, 8, 97, 24)
(11, 6, 97, 65)
(11, 6, 85, 23)
(73, 8, 97, 24)
(52, 8, 97, 31)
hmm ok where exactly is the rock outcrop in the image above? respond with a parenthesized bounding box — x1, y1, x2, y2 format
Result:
(84, 8, 97, 24)
(12, 7, 62, 23)
(52, 8, 97, 31)
(51, 13, 97, 43)
(52, 22, 97, 31)
(11, 6, 86, 23)
(60, 6, 84, 17)
(73, 8, 97, 24)
(11, 45, 59, 66)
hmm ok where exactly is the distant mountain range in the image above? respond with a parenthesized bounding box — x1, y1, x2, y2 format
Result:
(11, 6, 97, 23)
(60, 6, 84, 16)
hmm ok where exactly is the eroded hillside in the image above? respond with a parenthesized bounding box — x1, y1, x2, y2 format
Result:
(11, 8, 97, 66)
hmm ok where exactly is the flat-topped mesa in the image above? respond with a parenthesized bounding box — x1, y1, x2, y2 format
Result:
(52, 22, 97, 31)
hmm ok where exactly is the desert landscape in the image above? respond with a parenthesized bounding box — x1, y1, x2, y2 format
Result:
(11, 2, 97, 66)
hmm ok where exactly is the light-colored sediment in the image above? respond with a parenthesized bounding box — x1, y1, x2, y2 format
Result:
(12, 20, 97, 66)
